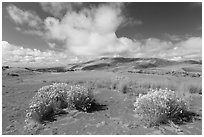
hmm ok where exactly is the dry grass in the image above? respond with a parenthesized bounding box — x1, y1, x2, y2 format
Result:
(23, 73, 201, 134)
(51, 74, 201, 98)
(112, 76, 201, 97)
(67, 75, 202, 98)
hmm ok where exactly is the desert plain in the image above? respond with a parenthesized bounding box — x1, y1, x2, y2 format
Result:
(2, 57, 202, 135)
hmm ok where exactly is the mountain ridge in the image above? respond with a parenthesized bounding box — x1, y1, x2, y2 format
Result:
(65, 57, 202, 71)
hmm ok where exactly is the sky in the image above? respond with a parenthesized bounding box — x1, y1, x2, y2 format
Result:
(2, 2, 202, 67)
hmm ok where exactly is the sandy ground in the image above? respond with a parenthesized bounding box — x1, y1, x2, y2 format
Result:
(2, 69, 202, 135)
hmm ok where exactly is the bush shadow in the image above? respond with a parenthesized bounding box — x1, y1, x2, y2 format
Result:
(169, 110, 201, 125)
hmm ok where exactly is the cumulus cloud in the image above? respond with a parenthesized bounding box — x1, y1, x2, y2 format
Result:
(7, 5, 43, 28)
(43, 3, 201, 60)
(2, 41, 79, 67)
(40, 2, 83, 17)
(129, 37, 202, 60)
(170, 37, 202, 60)
(44, 3, 130, 57)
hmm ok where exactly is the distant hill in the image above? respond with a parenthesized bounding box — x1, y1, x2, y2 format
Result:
(3, 57, 202, 73)
(181, 60, 202, 65)
(65, 57, 201, 71)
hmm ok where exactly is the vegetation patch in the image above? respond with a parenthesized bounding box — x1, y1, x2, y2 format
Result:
(188, 85, 202, 94)
(133, 88, 197, 127)
(24, 83, 106, 134)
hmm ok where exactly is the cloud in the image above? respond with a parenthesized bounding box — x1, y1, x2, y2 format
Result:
(48, 42, 56, 48)
(15, 27, 21, 31)
(163, 33, 194, 42)
(40, 2, 83, 17)
(129, 37, 202, 60)
(164, 34, 183, 42)
(171, 37, 202, 59)
(22, 29, 44, 36)
(4, 3, 202, 66)
(121, 17, 142, 27)
(44, 3, 129, 57)
(7, 5, 43, 28)
(15, 25, 44, 37)
(2, 41, 79, 67)
(7, 5, 46, 38)
(43, 3, 201, 61)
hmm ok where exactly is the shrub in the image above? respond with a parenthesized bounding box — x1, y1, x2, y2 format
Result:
(188, 85, 202, 94)
(133, 88, 189, 127)
(9, 73, 19, 76)
(111, 76, 132, 94)
(25, 83, 94, 127)
(118, 81, 129, 93)
(111, 76, 126, 89)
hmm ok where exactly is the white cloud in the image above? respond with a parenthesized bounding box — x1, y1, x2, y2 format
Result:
(48, 42, 56, 48)
(40, 2, 83, 17)
(170, 37, 202, 60)
(129, 37, 202, 60)
(43, 2, 201, 61)
(44, 3, 130, 57)
(2, 41, 79, 67)
(7, 5, 42, 28)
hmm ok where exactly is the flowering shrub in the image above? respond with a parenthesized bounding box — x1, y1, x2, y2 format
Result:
(25, 83, 94, 125)
(134, 88, 189, 127)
